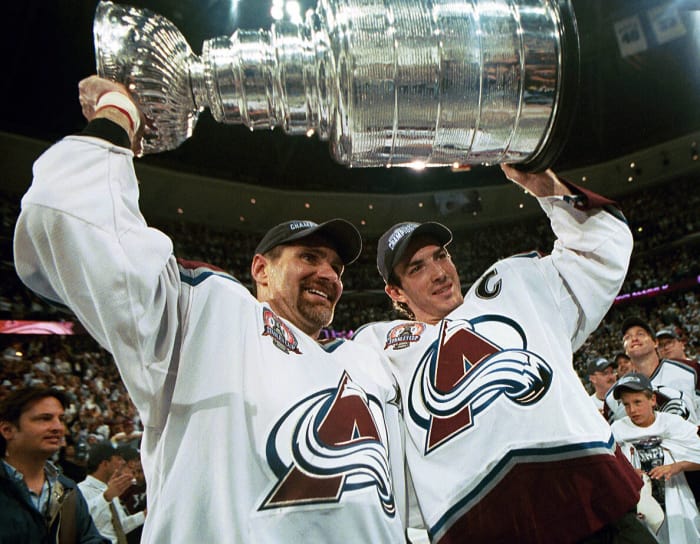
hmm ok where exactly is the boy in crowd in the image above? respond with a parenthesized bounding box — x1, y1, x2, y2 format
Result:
(611, 372, 700, 544)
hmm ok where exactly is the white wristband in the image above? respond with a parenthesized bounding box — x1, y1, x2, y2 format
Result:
(96, 91, 140, 134)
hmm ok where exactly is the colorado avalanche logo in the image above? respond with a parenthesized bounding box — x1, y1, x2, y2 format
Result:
(261, 372, 396, 516)
(408, 317, 553, 454)
(262, 309, 302, 354)
(385, 322, 426, 350)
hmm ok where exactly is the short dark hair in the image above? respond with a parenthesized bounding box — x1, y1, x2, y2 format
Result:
(86, 442, 119, 473)
(116, 445, 140, 462)
(614, 352, 631, 363)
(0, 387, 69, 456)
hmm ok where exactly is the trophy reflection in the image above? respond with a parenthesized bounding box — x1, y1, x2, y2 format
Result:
(94, 0, 578, 169)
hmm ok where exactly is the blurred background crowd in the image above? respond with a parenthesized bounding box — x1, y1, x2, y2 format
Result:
(1, 171, 699, 474)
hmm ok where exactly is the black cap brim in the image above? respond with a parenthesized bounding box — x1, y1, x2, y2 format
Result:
(310, 219, 362, 265)
(587, 360, 613, 375)
(621, 317, 655, 338)
(612, 373, 653, 399)
(256, 219, 362, 265)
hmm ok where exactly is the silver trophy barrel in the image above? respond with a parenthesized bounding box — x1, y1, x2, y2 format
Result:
(324, 0, 577, 168)
(93, 0, 578, 168)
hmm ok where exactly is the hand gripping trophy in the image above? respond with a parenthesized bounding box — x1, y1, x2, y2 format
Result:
(94, 0, 578, 170)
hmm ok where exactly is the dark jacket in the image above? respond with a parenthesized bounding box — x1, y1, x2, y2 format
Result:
(0, 462, 107, 544)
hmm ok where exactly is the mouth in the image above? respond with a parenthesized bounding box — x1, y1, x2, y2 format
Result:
(305, 287, 335, 303)
(433, 283, 453, 297)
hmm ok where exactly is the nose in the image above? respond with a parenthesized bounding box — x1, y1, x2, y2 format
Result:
(51, 417, 66, 433)
(315, 258, 341, 282)
(429, 260, 448, 281)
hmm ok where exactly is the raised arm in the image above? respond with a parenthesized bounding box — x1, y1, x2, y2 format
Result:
(13, 77, 181, 421)
(501, 164, 634, 351)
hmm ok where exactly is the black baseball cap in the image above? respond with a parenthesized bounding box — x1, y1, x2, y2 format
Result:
(621, 317, 655, 338)
(656, 328, 679, 340)
(612, 372, 653, 399)
(586, 357, 615, 376)
(376, 222, 453, 283)
(254, 219, 362, 265)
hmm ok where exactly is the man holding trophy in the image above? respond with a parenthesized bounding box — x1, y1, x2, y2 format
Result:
(14, 75, 408, 543)
(14, 0, 652, 542)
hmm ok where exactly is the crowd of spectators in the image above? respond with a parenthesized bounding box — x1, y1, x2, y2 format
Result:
(1, 173, 699, 457)
(0, 335, 140, 474)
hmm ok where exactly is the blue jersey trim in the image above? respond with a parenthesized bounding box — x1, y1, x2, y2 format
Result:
(319, 338, 345, 353)
(179, 268, 241, 287)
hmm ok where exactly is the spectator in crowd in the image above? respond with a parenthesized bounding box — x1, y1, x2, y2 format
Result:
(0, 386, 107, 543)
(354, 166, 651, 542)
(607, 317, 699, 423)
(611, 372, 700, 544)
(614, 352, 634, 378)
(115, 446, 147, 544)
(58, 435, 88, 483)
(656, 328, 689, 361)
(13, 75, 406, 542)
(657, 328, 700, 368)
(109, 419, 141, 450)
(78, 443, 145, 544)
(656, 327, 700, 410)
(587, 357, 618, 415)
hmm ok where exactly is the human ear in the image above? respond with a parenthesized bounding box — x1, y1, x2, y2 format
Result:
(385, 284, 408, 304)
(0, 421, 17, 441)
(251, 254, 269, 285)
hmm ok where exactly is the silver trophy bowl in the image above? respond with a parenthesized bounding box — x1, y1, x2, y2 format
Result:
(94, 0, 579, 169)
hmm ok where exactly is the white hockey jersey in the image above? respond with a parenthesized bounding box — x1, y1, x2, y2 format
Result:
(354, 191, 641, 543)
(14, 132, 406, 543)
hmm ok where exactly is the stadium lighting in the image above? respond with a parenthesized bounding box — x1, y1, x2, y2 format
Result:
(271, 0, 284, 20)
(408, 161, 427, 171)
(271, 0, 303, 23)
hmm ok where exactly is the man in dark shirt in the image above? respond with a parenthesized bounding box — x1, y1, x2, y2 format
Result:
(0, 386, 107, 543)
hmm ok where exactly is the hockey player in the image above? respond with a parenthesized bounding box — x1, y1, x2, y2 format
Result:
(353, 167, 654, 542)
(611, 372, 700, 544)
(13, 76, 406, 543)
(604, 317, 699, 423)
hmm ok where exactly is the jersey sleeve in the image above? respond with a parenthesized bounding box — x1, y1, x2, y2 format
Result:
(13, 124, 182, 422)
(535, 191, 633, 351)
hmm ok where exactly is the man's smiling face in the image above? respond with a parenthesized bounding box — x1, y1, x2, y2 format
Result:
(258, 236, 344, 336)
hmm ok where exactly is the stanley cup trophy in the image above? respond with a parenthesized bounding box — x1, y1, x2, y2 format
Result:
(94, 0, 578, 169)
(633, 437, 666, 511)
